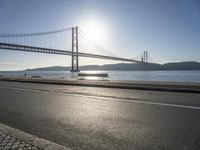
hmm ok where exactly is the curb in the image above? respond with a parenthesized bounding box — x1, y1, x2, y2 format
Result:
(0, 123, 72, 150)
(0, 77, 200, 93)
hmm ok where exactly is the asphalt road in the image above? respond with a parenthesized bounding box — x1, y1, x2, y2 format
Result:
(0, 81, 200, 150)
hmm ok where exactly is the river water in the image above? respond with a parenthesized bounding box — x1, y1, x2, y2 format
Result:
(0, 70, 200, 83)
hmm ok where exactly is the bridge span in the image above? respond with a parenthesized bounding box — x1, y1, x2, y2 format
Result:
(0, 26, 148, 72)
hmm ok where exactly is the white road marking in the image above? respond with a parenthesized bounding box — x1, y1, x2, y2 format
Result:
(0, 85, 200, 110)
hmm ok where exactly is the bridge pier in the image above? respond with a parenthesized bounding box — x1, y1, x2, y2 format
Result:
(71, 26, 79, 72)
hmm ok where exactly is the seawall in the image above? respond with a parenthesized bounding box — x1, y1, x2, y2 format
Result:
(0, 77, 200, 93)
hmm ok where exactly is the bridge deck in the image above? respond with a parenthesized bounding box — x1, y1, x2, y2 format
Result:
(0, 42, 142, 63)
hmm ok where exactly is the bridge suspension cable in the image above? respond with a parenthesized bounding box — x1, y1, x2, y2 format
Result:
(0, 27, 72, 37)
(78, 28, 119, 57)
(0, 26, 147, 72)
(0, 27, 72, 50)
(132, 54, 143, 60)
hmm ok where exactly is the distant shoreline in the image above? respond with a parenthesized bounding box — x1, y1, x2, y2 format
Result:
(1, 70, 200, 72)
(1, 61, 200, 72)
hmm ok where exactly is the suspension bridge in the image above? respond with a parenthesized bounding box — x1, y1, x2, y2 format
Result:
(0, 26, 149, 72)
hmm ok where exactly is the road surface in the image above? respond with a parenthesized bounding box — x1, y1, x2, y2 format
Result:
(0, 81, 200, 150)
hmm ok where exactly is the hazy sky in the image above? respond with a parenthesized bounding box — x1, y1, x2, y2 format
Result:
(0, 0, 200, 70)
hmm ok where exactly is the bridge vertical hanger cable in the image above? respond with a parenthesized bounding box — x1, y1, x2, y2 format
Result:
(0, 27, 72, 50)
(78, 30, 116, 57)
(132, 54, 143, 61)
(0, 28, 72, 37)
(0, 26, 145, 72)
(78, 28, 119, 57)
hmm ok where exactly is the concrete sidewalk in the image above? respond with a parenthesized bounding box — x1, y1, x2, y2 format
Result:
(0, 123, 71, 150)
(0, 77, 200, 93)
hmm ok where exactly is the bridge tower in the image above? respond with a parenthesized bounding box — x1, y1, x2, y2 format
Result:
(143, 51, 148, 63)
(142, 51, 148, 71)
(71, 26, 79, 72)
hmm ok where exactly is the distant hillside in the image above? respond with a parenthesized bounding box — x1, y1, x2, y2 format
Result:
(26, 66, 70, 71)
(25, 61, 200, 71)
(163, 62, 200, 70)
(80, 63, 164, 70)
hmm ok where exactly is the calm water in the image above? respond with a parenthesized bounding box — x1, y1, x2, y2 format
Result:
(0, 70, 200, 83)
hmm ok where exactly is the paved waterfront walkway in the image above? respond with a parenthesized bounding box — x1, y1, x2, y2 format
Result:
(0, 132, 41, 149)
(0, 123, 71, 150)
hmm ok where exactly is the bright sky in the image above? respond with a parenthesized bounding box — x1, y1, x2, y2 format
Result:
(0, 0, 200, 71)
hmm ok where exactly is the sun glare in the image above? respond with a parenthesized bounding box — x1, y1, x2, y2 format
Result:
(80, 19, 108, 43)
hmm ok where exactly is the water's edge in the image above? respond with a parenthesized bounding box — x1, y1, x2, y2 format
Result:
(0, 70, 200, 83)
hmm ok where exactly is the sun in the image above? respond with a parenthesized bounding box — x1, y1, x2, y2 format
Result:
(80, 18, 108, 43)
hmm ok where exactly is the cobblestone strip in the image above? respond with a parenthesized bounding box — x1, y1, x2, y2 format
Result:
(0, 123, 71, 150)
(0, 132, 42, 150)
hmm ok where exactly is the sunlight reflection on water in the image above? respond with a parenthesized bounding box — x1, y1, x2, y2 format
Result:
(1, 70, 200, 83)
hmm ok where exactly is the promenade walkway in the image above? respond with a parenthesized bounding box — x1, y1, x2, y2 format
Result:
(0, 123, 71, 150)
